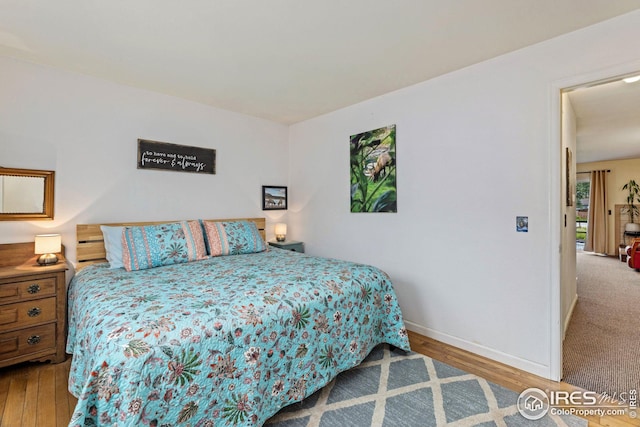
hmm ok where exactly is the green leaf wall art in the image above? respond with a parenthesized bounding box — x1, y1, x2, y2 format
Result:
(350, 124, 397, 213)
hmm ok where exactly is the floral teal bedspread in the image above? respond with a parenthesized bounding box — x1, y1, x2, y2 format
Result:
(66, 248, 410, 426)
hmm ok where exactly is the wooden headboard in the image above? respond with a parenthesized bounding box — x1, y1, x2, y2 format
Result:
(76, 217, 266, 269)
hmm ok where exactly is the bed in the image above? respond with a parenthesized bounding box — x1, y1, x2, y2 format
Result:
(66, 218, 410, 426)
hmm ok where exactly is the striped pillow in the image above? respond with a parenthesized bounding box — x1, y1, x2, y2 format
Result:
(121, 221, 207, 271)
(202, 220, 266, 256)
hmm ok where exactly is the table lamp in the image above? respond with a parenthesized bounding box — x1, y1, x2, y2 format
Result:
(275, 223, 287, 242)
(35, 234, 61, 265)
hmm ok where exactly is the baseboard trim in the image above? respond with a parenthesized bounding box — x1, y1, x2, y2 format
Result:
(563, 293, 578, 341)
(404, 321, 551, 379)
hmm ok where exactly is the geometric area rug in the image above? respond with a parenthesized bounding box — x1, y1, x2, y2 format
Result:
(266, 344, 587, 427)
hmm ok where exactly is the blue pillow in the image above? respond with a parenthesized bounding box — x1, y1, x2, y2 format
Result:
(121, 221, 208, 271)
(202, 220, 266, 256)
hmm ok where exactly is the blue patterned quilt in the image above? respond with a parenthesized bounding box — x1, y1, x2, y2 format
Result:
(66, 248, 410, 426)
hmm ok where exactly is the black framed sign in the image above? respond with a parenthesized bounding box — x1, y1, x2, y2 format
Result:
(137, 139, 216, 174)
(262, 186, 288, 210)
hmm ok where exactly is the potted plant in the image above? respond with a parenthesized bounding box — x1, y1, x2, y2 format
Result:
(622, 179, 640, 232)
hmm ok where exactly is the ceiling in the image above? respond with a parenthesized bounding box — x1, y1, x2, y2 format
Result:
(568, 77, 640, 164)
(1, 1, 639, 127)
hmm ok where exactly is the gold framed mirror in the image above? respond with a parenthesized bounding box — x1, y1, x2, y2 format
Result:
(0, 168, 55, 221)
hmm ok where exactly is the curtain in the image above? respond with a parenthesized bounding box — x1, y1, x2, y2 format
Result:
(584, 170, 608, 254)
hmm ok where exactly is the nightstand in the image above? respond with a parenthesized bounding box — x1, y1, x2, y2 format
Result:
(268, 240, 304, 253)
(0, 242, 68, 368)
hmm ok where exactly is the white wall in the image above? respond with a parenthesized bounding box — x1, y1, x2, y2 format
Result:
(0, 56, 289, 264)
(288, 10, 640, 378)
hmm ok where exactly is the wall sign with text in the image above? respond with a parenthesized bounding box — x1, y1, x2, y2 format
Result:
(137, 139, 216, 174)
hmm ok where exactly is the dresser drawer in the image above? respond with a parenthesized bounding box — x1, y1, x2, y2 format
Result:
(0, 297, 57, 332)
(0, 323, 56, 361)
(0, 277, 56, 303)
(0, 248, 67, 367)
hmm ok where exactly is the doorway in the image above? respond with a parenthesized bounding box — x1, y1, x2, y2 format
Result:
(559, 71, 640, 392)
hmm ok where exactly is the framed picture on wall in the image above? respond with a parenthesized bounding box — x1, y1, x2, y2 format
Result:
(262, 186, 288, 210)
(349, 124, 397, 213)
(566, 147, 574, 206)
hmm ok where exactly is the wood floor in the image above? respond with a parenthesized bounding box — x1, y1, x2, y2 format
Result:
(0, 357, 75, 427)
(0, 331, 637, 427)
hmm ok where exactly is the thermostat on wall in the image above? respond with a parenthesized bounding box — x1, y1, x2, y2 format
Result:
(516, 216, 528, 232)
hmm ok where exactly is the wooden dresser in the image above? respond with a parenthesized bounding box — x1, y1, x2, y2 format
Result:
(0, 242, 68, 368)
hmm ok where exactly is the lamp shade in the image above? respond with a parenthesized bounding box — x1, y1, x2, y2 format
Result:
(35, 234, 61, 255)
(275, 223, 287, 242)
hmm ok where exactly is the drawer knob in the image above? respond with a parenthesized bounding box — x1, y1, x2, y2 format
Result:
(27, 307, 42, 317)
(27, 335, 41, 345)
(27, 284, 41, 294)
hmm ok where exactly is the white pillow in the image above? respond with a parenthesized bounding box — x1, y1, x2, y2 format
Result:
(100, 225, 124, 269)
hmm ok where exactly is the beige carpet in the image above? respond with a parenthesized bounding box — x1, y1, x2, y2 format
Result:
(563, 251, 640, 396)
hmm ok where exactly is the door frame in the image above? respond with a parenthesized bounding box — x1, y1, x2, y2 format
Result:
(550, 60, 640, 381)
